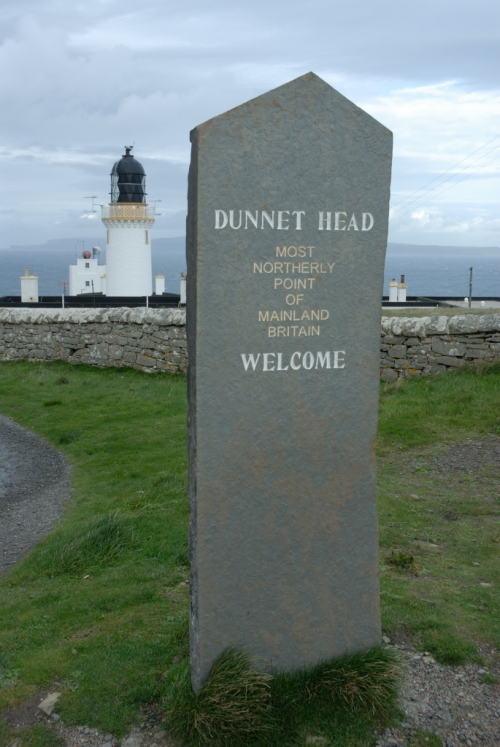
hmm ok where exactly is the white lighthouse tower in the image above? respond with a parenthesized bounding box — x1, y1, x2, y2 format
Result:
(101, 147, 155, 296)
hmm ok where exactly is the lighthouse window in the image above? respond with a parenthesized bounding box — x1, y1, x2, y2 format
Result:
(107, 230, 110, 244)
(85, 262, 90, 268)
(145, 230, 149, 244)
(85, 281, 90, 287)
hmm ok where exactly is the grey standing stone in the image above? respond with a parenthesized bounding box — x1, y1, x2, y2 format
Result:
(187, 73, 392, 692)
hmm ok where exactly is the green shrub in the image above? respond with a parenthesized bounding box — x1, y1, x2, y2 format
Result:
(386, 550, 416, 571)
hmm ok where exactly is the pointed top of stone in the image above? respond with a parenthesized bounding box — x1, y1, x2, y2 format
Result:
(193, 71, 391, 140)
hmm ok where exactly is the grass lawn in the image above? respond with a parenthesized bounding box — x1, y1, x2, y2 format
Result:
(0, 363, 190, 744)
(0, 361, 499, 746)
(377, 371, 500, 664)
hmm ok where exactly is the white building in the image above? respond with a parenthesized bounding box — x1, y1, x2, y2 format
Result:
(20, 268, 39, 303)
(398, 274, 407, 302)
(388, 278, 398, 303)
(69, 252, 106, 296)
(180, 272, 187, 305)
(155, 274, 165, 295)
(101, 147, 155, 296)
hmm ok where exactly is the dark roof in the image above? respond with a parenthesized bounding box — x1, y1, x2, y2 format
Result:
(110, 146, 147, 203)
(111, 146, 146, 177)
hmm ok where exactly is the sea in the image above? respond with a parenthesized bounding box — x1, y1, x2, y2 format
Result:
(0, 237, 186, 297)
(0, 238, 499, 298)
(384, 243, 500, 298)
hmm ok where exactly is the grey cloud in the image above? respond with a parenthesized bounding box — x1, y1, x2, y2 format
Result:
(0, 0, 499, 247)
(61, 0, 500, 85)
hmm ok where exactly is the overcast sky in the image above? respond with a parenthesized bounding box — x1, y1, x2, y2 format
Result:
(1, 0, 499, 249)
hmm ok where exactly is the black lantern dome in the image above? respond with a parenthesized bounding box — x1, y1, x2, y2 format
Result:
(110, 146, 147, 203)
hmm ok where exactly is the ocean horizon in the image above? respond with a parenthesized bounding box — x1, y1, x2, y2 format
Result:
(0, 239, 499, 298)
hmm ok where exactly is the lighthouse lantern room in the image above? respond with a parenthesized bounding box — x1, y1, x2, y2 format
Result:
(101, 147, 155, 296)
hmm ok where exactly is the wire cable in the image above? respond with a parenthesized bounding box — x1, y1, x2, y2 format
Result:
(390, 151, 500, 226)
(390, 134, 500, 209)
(390, 141, 500, 220)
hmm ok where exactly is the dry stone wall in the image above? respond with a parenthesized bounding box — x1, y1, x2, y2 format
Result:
(1, 308, 500, 379)
(0, 308, 187, 374)
(380, 313, 500, 382)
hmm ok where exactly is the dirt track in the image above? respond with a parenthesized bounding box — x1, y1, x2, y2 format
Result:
(0, 414, 71, 574)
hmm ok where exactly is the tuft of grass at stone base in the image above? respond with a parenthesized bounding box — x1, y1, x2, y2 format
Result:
(164, 648, 274, 746)
(163, 646, 401, 747)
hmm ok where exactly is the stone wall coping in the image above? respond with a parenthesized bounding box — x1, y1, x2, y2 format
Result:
(0, 307, 500, 339)
(381, 313, 500, 337)
(2, 309, 499, 336)
(3, 309, 500, 336)
(0, 307, 187, 326)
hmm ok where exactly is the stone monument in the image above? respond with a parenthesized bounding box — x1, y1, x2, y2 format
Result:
(187, 72, 393, 693)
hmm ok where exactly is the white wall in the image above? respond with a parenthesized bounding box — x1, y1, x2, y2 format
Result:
(155, 275, 165, 295)
(105, 222, 152, 297)
(20, 275, 38, 303)
(180, 274, 187, 305)
(69, 258, 106, 296)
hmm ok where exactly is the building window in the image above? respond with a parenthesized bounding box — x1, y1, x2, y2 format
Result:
(85, 262, 90, 268)
(85, 281, 90, 286)
(145, 230, 149, 244)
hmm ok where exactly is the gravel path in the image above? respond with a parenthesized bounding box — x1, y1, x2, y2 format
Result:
(427, 437, 500, 476)
(376, 642, 500, 746)
(0, 414, 71, 574)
